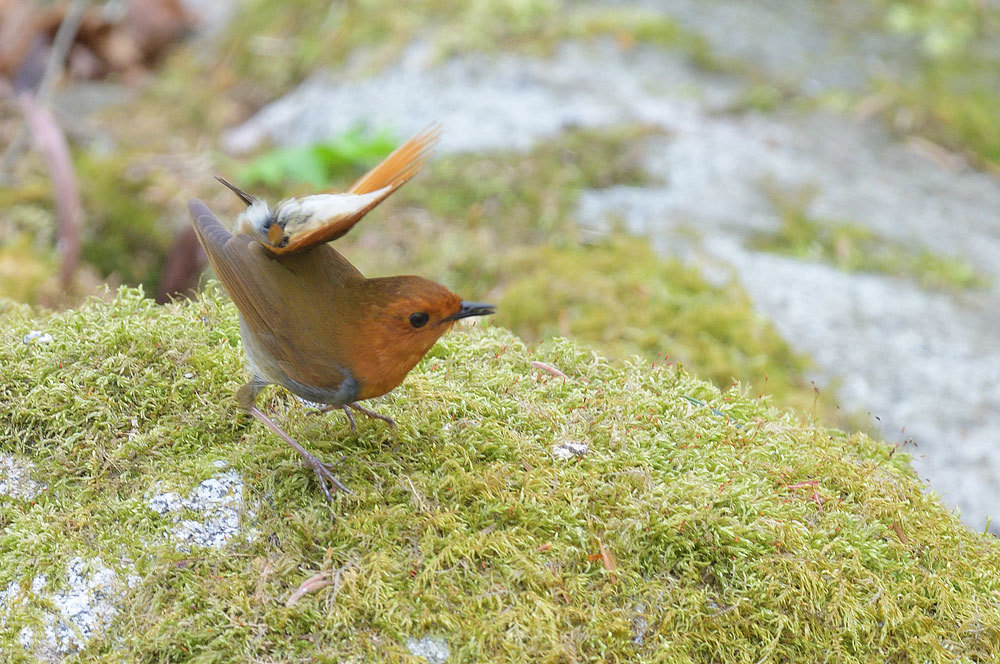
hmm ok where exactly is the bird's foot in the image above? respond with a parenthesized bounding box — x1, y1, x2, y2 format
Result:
(347, 402, 397, 429)
(307, 402, 396, 431)
(341, 406, 356, 431)
(306, 404, 357, 431)
(300, 450, 350, 502)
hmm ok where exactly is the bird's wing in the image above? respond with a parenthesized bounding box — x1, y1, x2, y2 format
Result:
(264, 125, 441, 255)
(189, 199, 356, 391)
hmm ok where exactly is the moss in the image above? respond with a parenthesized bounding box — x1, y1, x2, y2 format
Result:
(751, 183, 990, 291)
(0, 237, 58, 306)
(1, 287, 999, 660)
(495, 237, 818, 416)
(877, 69, 1000, 171)
(407, 125, 658, 237)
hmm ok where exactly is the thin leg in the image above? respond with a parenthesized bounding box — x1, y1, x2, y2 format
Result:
(247, 406, 351, 500)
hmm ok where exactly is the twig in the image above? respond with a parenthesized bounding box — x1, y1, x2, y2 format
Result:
(530, 361, 568, 379)
(18, 93, 82, 289)
(38, 0, 90, 101)
(0, 0, 89, 178)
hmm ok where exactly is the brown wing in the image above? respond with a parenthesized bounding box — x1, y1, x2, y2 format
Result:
(266, 124, 441, 255)
(188, 199, 359, 391)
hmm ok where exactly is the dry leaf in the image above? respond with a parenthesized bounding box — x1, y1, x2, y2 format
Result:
(286, 570, 334, 607)
(530, 361, 568, 379)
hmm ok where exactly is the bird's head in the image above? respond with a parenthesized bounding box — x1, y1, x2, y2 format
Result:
(351, 276, 495, 399)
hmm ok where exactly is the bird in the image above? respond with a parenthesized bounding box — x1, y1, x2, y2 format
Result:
(188, 127, 495, 501)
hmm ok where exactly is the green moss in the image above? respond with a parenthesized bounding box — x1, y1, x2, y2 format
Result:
(0, 237, 58, 305)
(878, 69, 1000, 170)
(408, 125, 658, 237)
(751, 184, 990, 291)
(495, 237, 817, 415)
(1, 287, 999, 661)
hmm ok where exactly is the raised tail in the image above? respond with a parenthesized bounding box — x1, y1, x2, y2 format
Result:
(262, 125, 442, 255)
(349, 124, 441, 194)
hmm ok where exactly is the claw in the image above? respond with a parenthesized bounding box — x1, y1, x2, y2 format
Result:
(348, 402, 397, 429)
(307, 402, 396, 430)
(306, 455, 351, 499)
(341, 405, 357, 431)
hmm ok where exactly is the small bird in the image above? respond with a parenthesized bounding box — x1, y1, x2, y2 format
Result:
(188, 127, 495, 501)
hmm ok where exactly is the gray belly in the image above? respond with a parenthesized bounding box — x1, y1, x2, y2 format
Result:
(238, 315, 360, 405)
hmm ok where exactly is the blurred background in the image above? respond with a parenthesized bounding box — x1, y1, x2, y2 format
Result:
(1, 0, 998, 530)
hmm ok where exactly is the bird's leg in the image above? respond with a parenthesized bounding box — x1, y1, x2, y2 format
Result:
(238, 382, 350, 501)
(348, 402, 397, 429)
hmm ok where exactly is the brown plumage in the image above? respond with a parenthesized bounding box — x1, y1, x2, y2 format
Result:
(189, 128, 494, 500)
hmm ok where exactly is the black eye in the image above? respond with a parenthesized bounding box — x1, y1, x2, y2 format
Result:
(409, 312, 429, 328)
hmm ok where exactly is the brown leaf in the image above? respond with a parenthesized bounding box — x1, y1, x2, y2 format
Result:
(285, 570, 334, 607)
(156, 225, 206, 302)
(891, 521, 909, 546)
(599, 541, 617, 583)
(530, 361, 568, 379)
(599, 542, 617, 572)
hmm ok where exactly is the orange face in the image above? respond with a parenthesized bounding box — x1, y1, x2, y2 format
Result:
(350, 276, 494, 400)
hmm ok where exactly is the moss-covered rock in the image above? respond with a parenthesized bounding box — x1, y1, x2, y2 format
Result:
(1, 287, 998, 662)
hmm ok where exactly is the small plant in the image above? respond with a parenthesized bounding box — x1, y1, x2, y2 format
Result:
(236, 126, 400, 188)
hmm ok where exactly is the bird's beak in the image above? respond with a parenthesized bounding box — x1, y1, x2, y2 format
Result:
(215, 176, 255, 206)
(445, 301, 496, 322)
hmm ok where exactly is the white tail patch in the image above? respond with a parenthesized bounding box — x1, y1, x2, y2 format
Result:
(274, 189, 392, 236)
(227, 127, 438, 253)
(233, 190, 390, 247)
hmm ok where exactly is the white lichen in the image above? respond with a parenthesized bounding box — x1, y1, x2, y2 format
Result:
(1, 557, 127, 661)
(22, 330, 53, 345)
(148, 469, 256, 551)
(551, 441, 589, 460)
(0, 454, 45, 499)
(406, 635, 450, 663)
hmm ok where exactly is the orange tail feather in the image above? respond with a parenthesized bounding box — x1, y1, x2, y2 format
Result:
(349, 124, 442, 195)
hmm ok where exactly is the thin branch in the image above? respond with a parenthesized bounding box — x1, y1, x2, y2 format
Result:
(37, 0, 90, 102)
(0, 0, 89, 179)
(18, 92, 82, 290)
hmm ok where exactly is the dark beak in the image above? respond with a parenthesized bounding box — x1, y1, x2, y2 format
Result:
(445, 301, 496, 322)
(215, 176, 255, 206)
